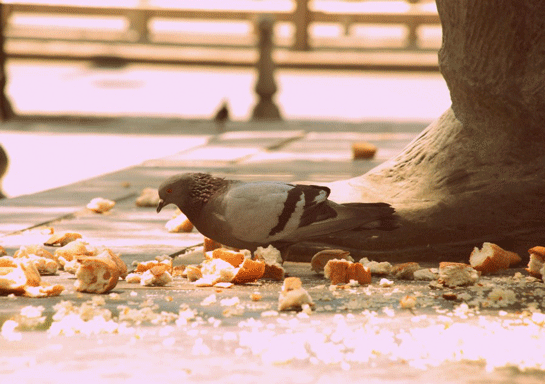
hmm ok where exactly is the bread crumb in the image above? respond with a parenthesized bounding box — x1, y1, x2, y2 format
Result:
(400, 295, 417, 309)
(185, 265, 203, 282)
(135, 188, 160, 207)
(44, 232, 82, 247)
(379, 278, 394, 287)
(203, 237, 223, 253)
(279, 287, 314, 311)
(125, 273, 141, 284)
(250, 292, 262, 301)
(141, 266, 172, 287)
(391, 262, 420, 280)
(438, 262, 479, 288)
(210, 248, 245, 268)
(165, 213, 194, 233)
(527, 246, 545, 278)
(360, 259, 392, 276)
(255, 245, 285, 280)
(231, 259, 266, 284)
(413, 268, 438, 281)
(86, 197, 115, 213)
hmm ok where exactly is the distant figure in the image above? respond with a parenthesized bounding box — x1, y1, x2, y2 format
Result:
(213, 100, 230, 133)
(0, 144, 8, 199)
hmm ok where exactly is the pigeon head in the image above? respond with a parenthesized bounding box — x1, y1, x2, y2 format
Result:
(156, 173, 228, 219)
(156, 173, 194, 214)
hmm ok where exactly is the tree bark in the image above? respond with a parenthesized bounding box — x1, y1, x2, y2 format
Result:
(286, 0, 545, 263)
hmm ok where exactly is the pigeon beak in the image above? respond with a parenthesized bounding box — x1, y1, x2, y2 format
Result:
(156, 199, 166, 213)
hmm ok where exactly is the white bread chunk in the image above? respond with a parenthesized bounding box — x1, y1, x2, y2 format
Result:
(278, 277, 314, 311)
(438, 262, 479, 287)
(25, 255, 58, 275)
(75, 256, 120, 294)
(469, 242, 521, 274)
(391, 262, 420, 280)
(135, 188, 160, 207)
(140, 266, 172, 287)
(360, 258, 392, 276)
(54, 240, 96, 268)
(44, 232, 82, 247)
(413, 268, 438, 281)
(14, 245, 55, 261)
(86, 197, 115, 213)
(527, 246, 545, 278)
(165, 213, 194, 233)
(254, 245, 285, 281)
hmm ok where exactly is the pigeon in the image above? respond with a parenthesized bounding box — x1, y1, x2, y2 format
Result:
(157, 173, 395, 252)
(213, 101, 229, 133)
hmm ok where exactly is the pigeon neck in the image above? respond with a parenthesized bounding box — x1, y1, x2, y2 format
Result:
(185, 174, 228, 220)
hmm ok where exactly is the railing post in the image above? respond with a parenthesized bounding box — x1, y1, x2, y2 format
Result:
(252, 15, 282, 120)
(128, 1, 150, 42)
(293, 0, 310, 51)
(0, 3, 14, 121)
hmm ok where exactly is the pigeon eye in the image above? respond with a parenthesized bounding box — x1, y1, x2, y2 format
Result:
(166, 188, 173, 194)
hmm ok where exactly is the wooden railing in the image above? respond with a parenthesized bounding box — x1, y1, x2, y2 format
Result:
(2, 0, 440, 51)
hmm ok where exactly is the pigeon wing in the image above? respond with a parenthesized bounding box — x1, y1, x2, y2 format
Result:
(206, 181, 333, 244)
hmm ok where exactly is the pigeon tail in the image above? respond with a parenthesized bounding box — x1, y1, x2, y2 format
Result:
(341, 202, 398, 231)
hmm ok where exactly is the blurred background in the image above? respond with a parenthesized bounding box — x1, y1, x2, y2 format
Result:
(0, 0, 451, 196)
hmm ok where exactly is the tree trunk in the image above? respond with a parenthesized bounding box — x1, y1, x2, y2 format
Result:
(286, 0, 545, 263)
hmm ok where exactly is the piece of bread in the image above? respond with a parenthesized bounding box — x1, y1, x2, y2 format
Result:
(255, 245, 285, 281)
(25, 255, 58, 275)
(360, 258, 392, 276)
(438, 262, 479, 287)
(311, 249, 353, 274)
(125, 273, 142, 284)
(211, 248, 245, 268)
(231, 259, 265, 284)
(197, 258, 237, 286)
(527, 246, 545, 278)
(399, 295, 417, 309)
(86, 197, 115, 213)
(0, 258, 41, 295)
(135, 187, 160, 207)
(140, 265, 172, 287)
(0, 256, 17, 268)
(75, 256, 120, 294)
(278, 277, 314, 311)
(96, 249, 128, 279)
(324, 259, 350, 285)
(44, 232, 82, 247)
(347, 263, 372, 285)
(135, 258, 172, 274)
(413, 268, 438, 281)
(185, 265, 203, 282)
(14, 245, 55, 261)
(352, 141, 377, 160)
(165, 213, 194, 233)
(203, 237, 223, 253)
(391, 262, 421, 280)
(469, 242, 521, 274)
(282, 277, 303, 291)
(23, 283, 64, 298)
(53, 239, 95, 267)
(324, 258, 372, 286)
